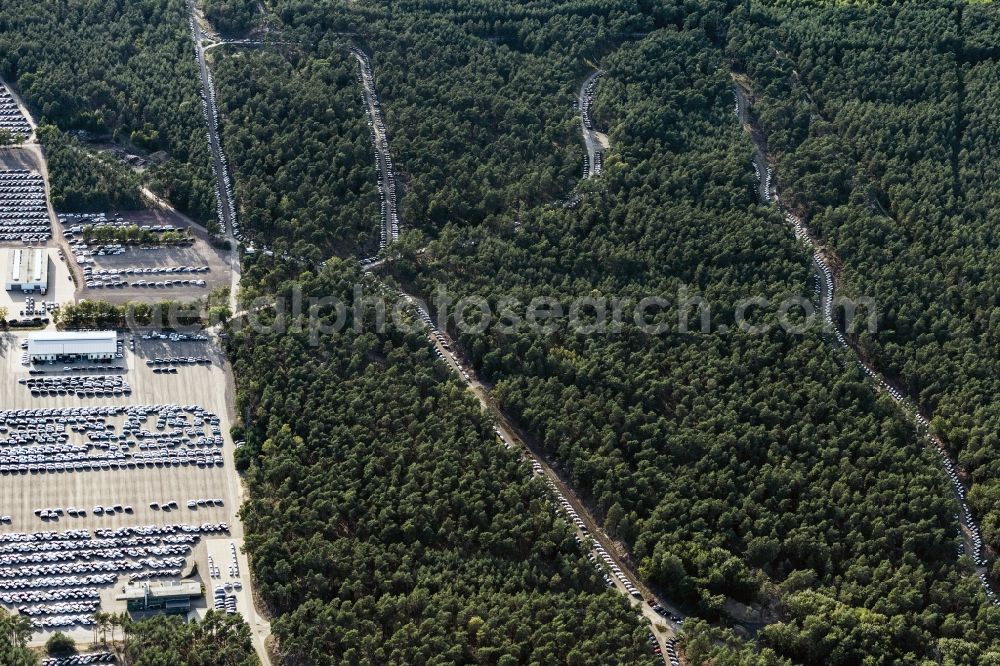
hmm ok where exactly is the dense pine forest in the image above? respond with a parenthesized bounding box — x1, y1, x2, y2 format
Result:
(227, 265, 658, 665)
(0, 0, 216, 220)
(36, 126, 144, 212)
(0, 0, 997, 664)
(727, 0, 1000, 570)
(0, 609, 257, 666)
(213, 48, 378, 260)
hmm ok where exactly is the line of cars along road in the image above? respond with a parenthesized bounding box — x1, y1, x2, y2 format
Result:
(352, 46, 399, 261)
(400, 290, 689, 640)
(40, 651, 115, 665)
(190, 15, 242, 242)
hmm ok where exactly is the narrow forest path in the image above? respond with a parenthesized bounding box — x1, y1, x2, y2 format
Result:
(355, 53, 683, 662)
(211, 29, 684, 663)
(354, 47, 400, 259)
(578, 70, 606, 178)
(732, 76, 996, 604)
(393, 289, 684, 663)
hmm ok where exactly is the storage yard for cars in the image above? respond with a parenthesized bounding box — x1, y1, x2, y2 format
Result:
(0, 82, 32, 139)
(0, 66, 265, 656)
(0, 328, 253, 646)
(0, 169, 49, 243)
(61, 209, 231, 303)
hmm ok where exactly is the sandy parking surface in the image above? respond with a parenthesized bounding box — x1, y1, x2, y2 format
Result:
(0, 147, 41, 172)
(67, 209, 232, 305)
(0, 248, 75, 328)
(0, 329, 247, 646)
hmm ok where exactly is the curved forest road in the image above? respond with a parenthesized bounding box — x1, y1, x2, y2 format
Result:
(732, 80, 997, 604)
(373, 67, 698, 663)
(215, 36, 682, 663)
(356, 59, 683, 660)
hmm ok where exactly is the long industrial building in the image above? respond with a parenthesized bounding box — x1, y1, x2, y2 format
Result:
(4, 248, 47, 294)
(27, 331, 117, 362)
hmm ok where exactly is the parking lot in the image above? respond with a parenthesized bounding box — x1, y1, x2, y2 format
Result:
(0, 169, 48, 243)
(64, 209, 231, 304)
(0, 248, 75, 329)
(0, 329, 246, 645)
(0, 82, 32, 140)
(201, 537, 255, 622)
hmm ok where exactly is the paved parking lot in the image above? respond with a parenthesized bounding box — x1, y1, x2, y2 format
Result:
(0, 329, 245, 645)
(0, 331, 238, 530)
(201, 537, 255, 620)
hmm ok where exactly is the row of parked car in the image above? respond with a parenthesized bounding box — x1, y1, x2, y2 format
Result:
(190, 16, 242, 244)
(20, 374, 130, 399)
(0, 170, 49, 242)
(402, 288, 690, 641)
(580, 73, 600, 130)
(751, 159, 775, 201)
(213, 584, 239, 614)
(86, 277, 208, 289)
(0, 587, 99, 604)
(0, 522, 229, 626)
(352, 47, 400, 251)
(41, 651, 115, 666)
(59, 211, 178, 233)
(769, 159, 996, 597)
(657, 637, 680, 666)
(92, 264, 210, 277)
(185, 498, 224, 509)
(140, 331, 208, 342)
(18, 600, 100, 616)
(0, 85, 31, 136)
(146, 356, 210, 365)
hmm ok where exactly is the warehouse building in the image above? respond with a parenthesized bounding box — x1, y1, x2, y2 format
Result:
(4, 248, 48, 294)
(117, 580, 202, 616)
(27, 331, 117, 362)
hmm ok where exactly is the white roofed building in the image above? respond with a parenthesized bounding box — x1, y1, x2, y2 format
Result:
(27, 330, 117, 361)
(4, 248, 48, 294)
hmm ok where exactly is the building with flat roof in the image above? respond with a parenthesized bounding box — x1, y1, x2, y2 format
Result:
(27, 331, 117, 362)
(116, 580, 202, 615)
(4, 248, 47, 294)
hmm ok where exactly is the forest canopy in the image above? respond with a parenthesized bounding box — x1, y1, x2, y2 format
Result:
(1, 0, 998, 664)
